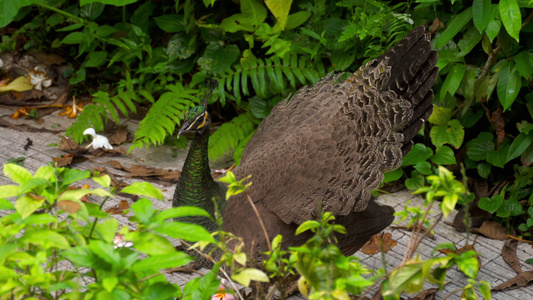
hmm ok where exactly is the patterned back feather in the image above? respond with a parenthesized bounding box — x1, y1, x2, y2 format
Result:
(229, 26, 438, 225)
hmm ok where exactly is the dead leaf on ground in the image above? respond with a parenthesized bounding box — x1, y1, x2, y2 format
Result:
(471, 221, 508, 240)
(492, 271, 533, 291)
(105, 160, 181, 182)
(53, 153, 74, 167)
(106, 200, 130, 215)
(0, 118, 62, 133)
(502, 239, 522, 275)
(107, 125, 130, 145)
(11, 89, 44, 101)
(361, 232, 397, 255)
(30, 52, 65, 65)
(59, 136, 79, 151)
(408, 288, 438, 300)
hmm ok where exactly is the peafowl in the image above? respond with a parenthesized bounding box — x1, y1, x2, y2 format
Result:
(173, 26, 438, 260)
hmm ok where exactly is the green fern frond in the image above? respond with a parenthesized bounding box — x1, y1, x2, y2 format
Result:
(129, 83, 197, 152)
(217, 53, 322, 106)
(208, 112, 258, 162)
(66, 90, 137, 143)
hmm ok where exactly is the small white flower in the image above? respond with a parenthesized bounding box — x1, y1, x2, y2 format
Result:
(113, 234, 133, 249)
(83, 128, 113, 150)
(28, 66, 52, 90)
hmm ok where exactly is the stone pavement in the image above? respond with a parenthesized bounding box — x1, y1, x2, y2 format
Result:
(0, 106, 532, 299)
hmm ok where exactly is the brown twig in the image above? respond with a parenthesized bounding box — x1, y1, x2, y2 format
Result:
(246, 193, 272, 252)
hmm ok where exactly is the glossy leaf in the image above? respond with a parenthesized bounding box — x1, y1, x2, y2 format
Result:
(232, 268, 269, 287)
(402, 143, 433, 166)
(430, 146, 457, 165)
(430, 120, 464, 149)
(265, 0, 292, 29)
(473, 0, 493, 32)
(80, 0, 138, 6)
(486, 5, 501, 42)
(120, 182, 164, 200)
(514, 51, 533, 79)
(132, 252, 192, 272)
(154, 14, 185, 33)
(466, 132, 495, 161)
(440, 64, 466, 101)
(436, 7, 473, 48)
(507, 133, 533, 162)
(499, 0, 521, 42)
(497, 61, 522, 111)
(153, 221, 216, 243)
(486, 144, 510, 168)
(478, 195, 504, 214)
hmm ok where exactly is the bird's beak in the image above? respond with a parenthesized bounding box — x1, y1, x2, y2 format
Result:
(177, 121, 190, 139)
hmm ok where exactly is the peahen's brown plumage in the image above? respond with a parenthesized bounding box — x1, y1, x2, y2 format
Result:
(174, 26, 438, 260)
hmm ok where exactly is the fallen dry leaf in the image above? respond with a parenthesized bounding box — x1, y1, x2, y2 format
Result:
(502, 240, 522, 275)
(107, 125, 130, 145)
(471, 221, 508, 240)
(59, 136, 79, 151)
(0, 76, 34, 92)
(58, 97, 85, 118)
(408, 288, 438, 300)
(105, 160, 181, 182)
(491, 271, 533, 291)
(11, 89, 44, 101)
(57, 200, 81, 213)
(53, 153, 74, 167)
(106, 200, 130, 215)
(30, 52, 65, 65)
(491, 106, 505, 149)
(0, 118, 62, 133)
(361, 232, 397, 255)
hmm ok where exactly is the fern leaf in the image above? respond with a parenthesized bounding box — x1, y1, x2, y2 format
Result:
(208, 112, 257, 162)
(65, 104, 108, 143)
(130, 83, 197, 151)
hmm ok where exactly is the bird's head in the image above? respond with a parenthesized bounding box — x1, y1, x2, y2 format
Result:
(178, 79, 218, 138)
(178, 105, 210, 138)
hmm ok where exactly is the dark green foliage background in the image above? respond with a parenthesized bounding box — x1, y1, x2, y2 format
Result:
(1, 0, 533, 235)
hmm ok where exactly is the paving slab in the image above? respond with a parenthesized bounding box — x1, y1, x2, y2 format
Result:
(0, 106, 532, 299)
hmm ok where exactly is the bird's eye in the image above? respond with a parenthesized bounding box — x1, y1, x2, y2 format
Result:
(193, 112, 208, 129)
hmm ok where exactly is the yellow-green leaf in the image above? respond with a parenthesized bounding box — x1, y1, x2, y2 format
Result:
(0, 76, 34, 92)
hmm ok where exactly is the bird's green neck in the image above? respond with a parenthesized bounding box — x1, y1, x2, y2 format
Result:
(173, 127, 225, 230)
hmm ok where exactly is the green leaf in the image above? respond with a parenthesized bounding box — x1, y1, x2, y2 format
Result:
(4, 163, 32, 184)
(497, 61, 522, 111)
(232, 268, 269, 287)
(402, 143, 433, 166)
(384, 262, 424, 296)
(167, 34, 196, 61)
(198, 43, 240, 75)
(0, 0, 34, 27)
(457, 27, 483, 57)
(486, 144, 510, 168)
(57, 23, 84, 32)
(295, 220, 320, 235)
(95, 218, 119, 243)
(466, 132, 495, 161)
(63, 246, 100, 268)
(284, 11, 311, 31)
(80, 0, 138, 6)
(496, 199, 523, 217)
(265, 0, 292, 29)
(61, 32, 84, 45)
(89, 240, 121, 265)
(428, 106, 452, 126)
(436, 7, 473, 48)
(405, 171, 425, 191)
(154, 14, 185, 33)
(455, 251, 479, 278)
(85, 51, 108, 68)
(499, 0, 521, 42)
(249, 96, 271, 119)
(440, 64, 466, 101)
(486, 5, 501, 42)
(430, 146, 457, 165)
(473, 0, 493, 32)
(0, 185, 19, 198)
(92, 174, 111, 188)
(22, 229, 70, 249)
(131, 198, 154, 224)
(129, 232, 176, 255)
(59, 188, 112, 201)
(507, 133, 533, 162)
(132, 252, 192, 272)
(514, 51, 533, 80)
(0, 198, 15, 210)
(383, 168, 403, 183)
(414, 161, 432, 175)
(477, 163, 492, 179)
(430, 120, 464, 149)
(154, 221, 216, 243)
(478, 195, 504, 214)
(154, 206, 212, 222)
(15, 195, 45, 219)
(63, 169, 91, 186)
(120, 182, 164, 200)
